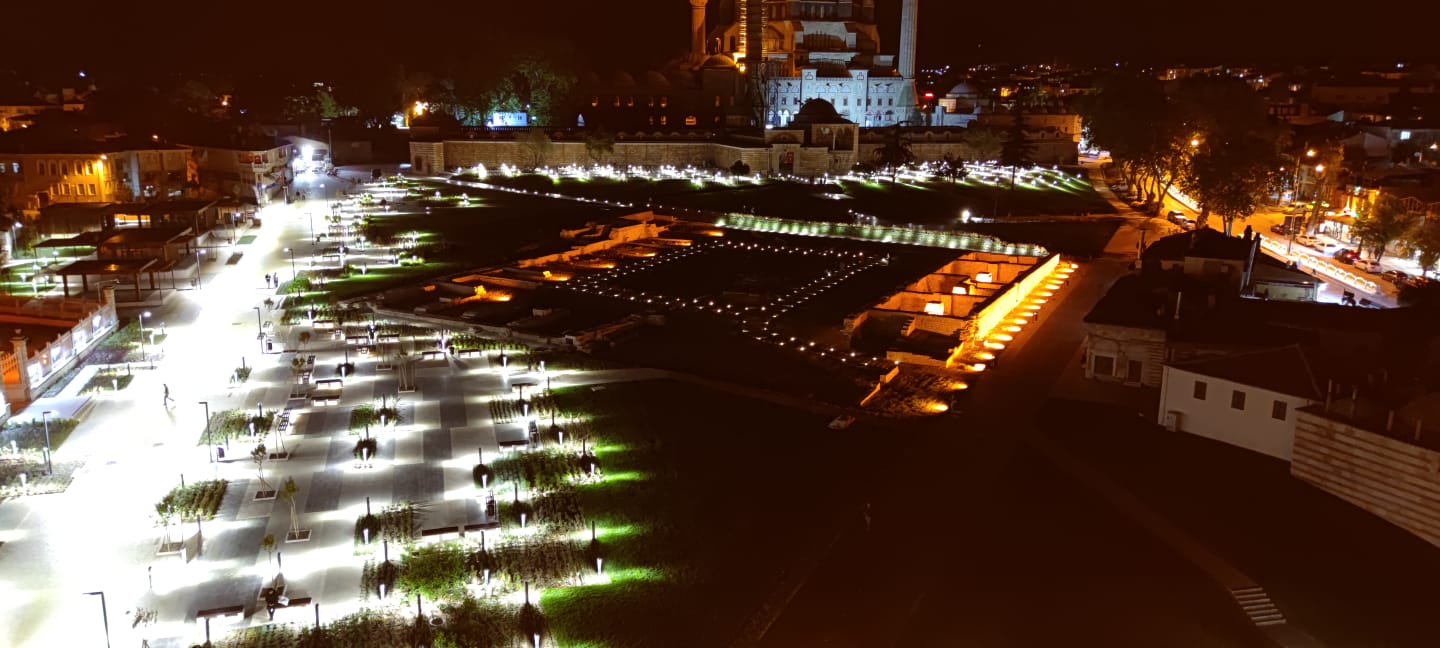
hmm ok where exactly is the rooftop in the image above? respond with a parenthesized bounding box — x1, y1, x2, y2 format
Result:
(1143, 229, 1256, 263)
(1169, 344, 1329, 400)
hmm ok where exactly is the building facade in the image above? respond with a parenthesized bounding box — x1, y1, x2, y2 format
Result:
(185, 141, 294, 205)
(0, 137, 191, 212)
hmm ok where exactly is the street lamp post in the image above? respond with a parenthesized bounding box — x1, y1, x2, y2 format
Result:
(41, 409, 54, 475)
(307, 211, 315, 243)
(139, 310, 152, 368)
(284, 247, 297, 281)
(254, 306, 265, 354)
(201, 401, 213, 463)
(82, 591, 112, 648)
(196, 249, 206, 288)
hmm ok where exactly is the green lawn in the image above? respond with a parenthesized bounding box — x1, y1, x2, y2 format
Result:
(541, 380, 869, 647)
(483, 172, 1115, 225)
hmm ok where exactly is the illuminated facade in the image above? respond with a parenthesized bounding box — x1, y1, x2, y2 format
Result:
(710, 0, 920, 127)
(0, 139, 191, 212)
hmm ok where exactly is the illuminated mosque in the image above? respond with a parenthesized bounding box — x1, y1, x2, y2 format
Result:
(577, 0, 920, 130)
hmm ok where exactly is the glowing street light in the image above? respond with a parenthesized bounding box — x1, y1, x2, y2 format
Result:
(139, 311, 152, 368)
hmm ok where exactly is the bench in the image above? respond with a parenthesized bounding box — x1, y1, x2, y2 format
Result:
(285, 597, 312, 608)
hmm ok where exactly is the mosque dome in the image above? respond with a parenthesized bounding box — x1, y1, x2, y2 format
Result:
(946, 81, 978, 97)
(702, 54, 738, 69)
(611, 71, 637, 87)
(791, 98, 848, 124)
(643, 71, 672, 88)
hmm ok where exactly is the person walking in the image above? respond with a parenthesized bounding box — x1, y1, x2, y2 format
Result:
(162, 384, 174, 408)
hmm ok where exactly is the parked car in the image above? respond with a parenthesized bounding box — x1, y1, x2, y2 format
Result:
(1381, 270, 1410, 285)
(1407, 276, 1434, 289)
(1295, 234, 1320, 247)
(1333, 249, 1360, 264)
(1270, 223, 1287, 235)
(1166, 210, 1185, 222)
(1179, 218, 1197, 231)
(1354, 258, 1381, 273)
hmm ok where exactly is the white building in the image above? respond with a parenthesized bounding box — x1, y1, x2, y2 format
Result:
(1157, 345, 1328, 460)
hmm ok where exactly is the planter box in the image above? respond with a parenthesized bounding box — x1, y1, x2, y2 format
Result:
(255, 490, 278, 501)
(285, 529, 312, 543)
(157, 541, 185, 556)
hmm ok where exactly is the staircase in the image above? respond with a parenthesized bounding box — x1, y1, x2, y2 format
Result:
(1231, 586, 1286, 627)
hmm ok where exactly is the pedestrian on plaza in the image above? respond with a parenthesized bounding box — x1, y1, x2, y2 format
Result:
(163, 384, 173, 408)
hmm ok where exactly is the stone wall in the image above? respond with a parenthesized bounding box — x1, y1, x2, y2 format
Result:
(417, 140, 773, 174)
(1083, 322, 1167, 387)
(1291, 409, 1440, 548)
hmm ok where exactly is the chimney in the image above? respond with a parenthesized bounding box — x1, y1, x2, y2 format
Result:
(1172, 291, 1183, 320)
(898, 0, 919, 80)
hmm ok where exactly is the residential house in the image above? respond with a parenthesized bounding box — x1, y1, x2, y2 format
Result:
(1157, 345, 1331, 460)
(184, 133, 293, 205)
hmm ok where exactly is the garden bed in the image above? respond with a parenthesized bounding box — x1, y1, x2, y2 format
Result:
(79, 371, 134, 394)
(158, 479, 229, 521)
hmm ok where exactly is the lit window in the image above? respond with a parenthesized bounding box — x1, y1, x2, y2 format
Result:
(1400, 130, 1412, 141)
(923, 301, 944, 315)
(685, 116, 698, 126)
(660, 116, 667, 126)
(88, 184, 97, 196)
(660, 96, 669, 108)
(590, 96, 599, 107)
(1230, 390, 1246, 410)
(1193, 380, 1207, 400)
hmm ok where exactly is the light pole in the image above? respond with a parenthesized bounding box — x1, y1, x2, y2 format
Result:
(139, 310, 152, 368)
(196, 249, 205, 288)
(283, 247, 297, 281)
(254, 306, 265, 354)
(201, 401, 212, 463)
(82, 591, 111, 648)
(1287, 148, 1317, 206)
(41, 409, 54, 475)
(306, 211, 315, 242)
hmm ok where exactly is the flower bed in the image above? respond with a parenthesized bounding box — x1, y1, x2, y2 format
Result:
(79, 371, 135, 394)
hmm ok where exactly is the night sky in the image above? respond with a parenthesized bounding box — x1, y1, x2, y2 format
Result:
(8, 0, 1437, 78)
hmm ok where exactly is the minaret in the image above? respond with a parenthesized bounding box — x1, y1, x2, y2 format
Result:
(898, 0, 918, 79)
(744, 0, 764, 68)
(690, 0, 709, 60)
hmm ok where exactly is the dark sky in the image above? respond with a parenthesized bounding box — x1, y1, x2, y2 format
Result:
(8, 0, 1438, 78)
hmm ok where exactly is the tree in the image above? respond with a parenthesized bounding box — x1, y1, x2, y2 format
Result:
(517, 129, 553, 168)
(999, 112, 1036, 190)
(261, 532, 277, 566)
(960, 128, 1005, 163)
(1076, 71, 1187, 212)
(1404, 217, 1440, 278)
(1180, 133, 1284, 234)
(1352, 194, 1418, 261)
(583, 128, 615, 165)
(155, 498, 177, 546)
(281, 477, 304, 539)
(252, 444, 271, 491)
(872, 126, 915, 177)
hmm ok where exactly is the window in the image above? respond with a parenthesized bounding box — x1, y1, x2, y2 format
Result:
(1231, 390, 1246, 410)
(590, 96, 598, 107)
(1271, 400, 1287, 420)
(659, 116, 667, 126)
(1091, 355, 1114, 377)
(88, 183, 97, 196)
(714, 96, 721, 108)
(38, 162, 45, 175)
(684, 115, 698, 126)
(1193, 380, 1207, 400)
(49, 163, 57, 175)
